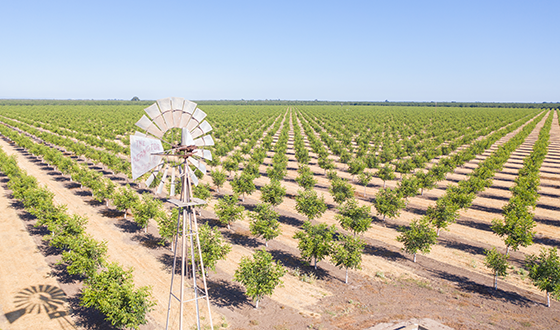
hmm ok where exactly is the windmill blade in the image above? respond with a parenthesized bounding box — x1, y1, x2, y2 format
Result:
(193, 149, 212, 161)
(133, 131, 147, 137)
(170, 97, 185, 110)
(157, 97, 173, 112)
(191, 120, 212, 140)
(194, 135, 214, 147)
(145, 163, 163, 187)
(163, 110, 175, 129)
(187, 166, 199, 186)
(181, 128, 195, 146)
(135, 115, 165, 139)
(188, 157, 207, 175)
(186, 108, 207, 131)
(144, 103, 169, 132)
(172, 110, 183, 128)
(157, 165, 169, 195)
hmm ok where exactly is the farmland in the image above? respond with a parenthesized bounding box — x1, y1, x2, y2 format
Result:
(0, 101, 559, 330)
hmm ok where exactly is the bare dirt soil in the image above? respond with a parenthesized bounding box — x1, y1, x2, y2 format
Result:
(1, 110, 559, 330)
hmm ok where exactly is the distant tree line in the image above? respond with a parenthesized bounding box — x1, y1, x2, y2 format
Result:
(0, 99, 557, 109)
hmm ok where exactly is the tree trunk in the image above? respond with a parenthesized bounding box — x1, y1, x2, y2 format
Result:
(345, 268, 348, 284)
(227, 223, 231, 230)
(494, 274, 498, 290)
(124, 210, 127, 219)
(383, 181, 386, 189)
(413, 253, 417, 263)
(547, 291, 550, 307)
(106, 199, 109, 207)
(265, 240, 268, 247)
(383, 214, 386, 221)
(437, 227, 440, 236)
(144, 225, 148, 234)
(255, 298, 259, 309)
(242, 194, 245, 202)
(314, 257, 317, 270)
(364, 185, 367, 197)
(421, 188, 424, 196)
(505, 245, 510, 257)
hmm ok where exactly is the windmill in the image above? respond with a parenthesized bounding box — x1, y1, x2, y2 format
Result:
(130, 97, 214, 330)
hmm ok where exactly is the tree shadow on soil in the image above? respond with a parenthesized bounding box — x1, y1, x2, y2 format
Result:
(469, 204, 503, 215)
(277, 214, 304, 228)
(456, 217, 493, 232)
(427, 268, 535, 307)
(222, 231, 260, 249)
(67, 296, 120, 330)
(49, 263, 84, 284)
(132, 233, 162, 249)
(363, 243, 405, 262)
(114, 218, 141, 233)
(437, 238, 487, 256)
(268, 249, 333, 281)
(207, 279, 249, 309)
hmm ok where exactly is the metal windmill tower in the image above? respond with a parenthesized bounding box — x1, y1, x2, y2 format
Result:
(130, 97, 214, 330)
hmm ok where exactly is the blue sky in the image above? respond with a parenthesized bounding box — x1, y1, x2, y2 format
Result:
(1, 0, 558, 102)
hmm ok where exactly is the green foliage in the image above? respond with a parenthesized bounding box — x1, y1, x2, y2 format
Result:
(112, 184, 139, 219)
(61, 234, 108, 278)
(156, 207, 181, 247)
(373, 187, 405, 221)
(131, 193, 165, 232)
(295, 189, 327, 221)
(260, 179, 286, 207)
(47, 213, 87, 250)
(196, 223, 232, 273)
(249, 203, 281, 246)
(234, 248, 285, 308)
(396, 217, 438, 262)
(193, 182, 212, 207)
(223, 158, 239, 176)
(295, 165, 317, 190)
(330, 234, 365, 284)
(336, 198, 371, 237)
(425, 198, 460, 236)
(376, 166, 396, 188)
(80, 263, 155, 329)
(526, 247, 560, 307)
(293, 221, 336, 269)
(484, 247, 509, 290)
(329, 178, 355, 205)
(396, 176, 419, 199)
(231, 172, 256, 202)
(210, 169, 227, 193)
(491, 197, 536, 255)
(215, 194, 245, 229)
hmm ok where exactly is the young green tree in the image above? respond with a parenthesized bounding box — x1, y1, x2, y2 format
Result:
(210, 169, 227, 193)
(330, 234, 365, 284)
(425, 199, 460, 236)
(215, 194, 245, 230)
(373, 187, 405, 221)
(91, 178, 116, 207)
(357, 171, 374, 197)
(295, 165, 317, 190)
(222, 158, 239, 177)
(329, 178, 355, 205)
(336, 198, 371, 237)
(231, 172, 256, 202)
(317, 155, 335, 174)
(112, 184, 139, 219)
(157, 207, 181, 251)
(415, 171, 436, 196)
(249, 203, 281, 247)
(377, 166, 396, 189)
(526, 247, 560, 307)
(293, 221, 336, 269)
(396, 217, 438, 263)
(397, 176, 419, 200)
(61, 234, 108, 278)
(80, 263, 156, 329)
(260, 179, 286, 207)
(234, 248, 285, 309)
(491, 198, 536, 256)
(193, 182, 212, 215)
(132, 193, 165, 233)
(195, 222, 232, 275)
(295, 189, 327, 221)
(484, 247, 510, 290)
